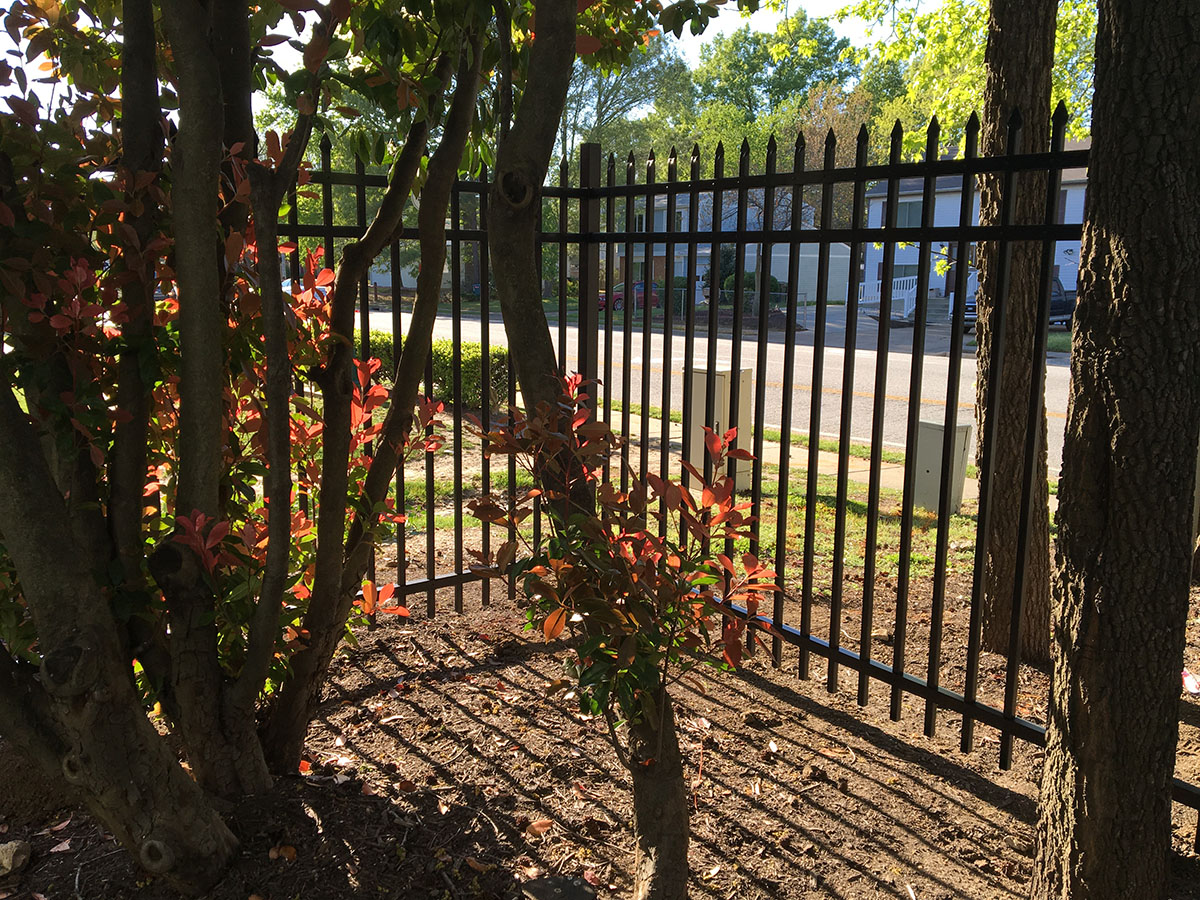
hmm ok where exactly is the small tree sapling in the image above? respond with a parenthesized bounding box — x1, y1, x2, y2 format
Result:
(468, 376, 778, 900)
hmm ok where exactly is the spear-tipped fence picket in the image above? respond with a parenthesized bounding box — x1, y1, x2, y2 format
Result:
(282, 107, 1200, 829)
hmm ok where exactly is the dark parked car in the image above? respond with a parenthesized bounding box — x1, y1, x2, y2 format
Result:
(600, 281, 660, 311)
(963, 275, 1072, 330)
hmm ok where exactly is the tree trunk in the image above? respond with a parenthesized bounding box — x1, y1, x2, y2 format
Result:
(1030, 2, 1200, 897)
(488, 0, 576, 420)
(260, 47, 474, 775)
(628, 693, 689, 900)
(0, 388, 238, 896)
(158, 0, 275, 798)
(974, 0, 1056, 665)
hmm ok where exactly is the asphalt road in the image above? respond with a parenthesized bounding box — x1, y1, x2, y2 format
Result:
(370, 304, 1072, 477)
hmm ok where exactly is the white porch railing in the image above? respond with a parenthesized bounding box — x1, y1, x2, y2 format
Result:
(858, 275, 920, 319)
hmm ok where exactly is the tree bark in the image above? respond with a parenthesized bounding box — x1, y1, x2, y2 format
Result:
(628, 692, 689, 900)
(0, 387, 238, 896)
(974, 0, 1056, 664)
(488, 0, 576, 419)
(159, 0, 273, 797)
(1030, 2, 1200, 897)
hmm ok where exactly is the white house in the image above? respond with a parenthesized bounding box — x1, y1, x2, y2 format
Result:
(609, 190, 853, 309)
(861, 140, 1088, 319)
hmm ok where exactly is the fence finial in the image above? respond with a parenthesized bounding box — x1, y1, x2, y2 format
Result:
(1052, 99, 1070, 133)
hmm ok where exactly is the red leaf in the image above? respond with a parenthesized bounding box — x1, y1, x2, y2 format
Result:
(542, 608, 567, 642)
(303, 35, 329, 72)
(703, 427, 722, 462)
(575, 33, 603, 55)
(360, 581, 379, 615)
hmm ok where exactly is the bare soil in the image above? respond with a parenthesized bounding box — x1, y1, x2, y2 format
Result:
(5, 570, 1200, 900)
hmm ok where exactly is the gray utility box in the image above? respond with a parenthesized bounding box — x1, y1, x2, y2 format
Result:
(686, 365, 753, 485)
(913, 420, 973, 514)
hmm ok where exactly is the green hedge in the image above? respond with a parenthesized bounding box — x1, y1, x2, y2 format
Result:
(356, 331, 511, 410)
(723, 271, 783, 294)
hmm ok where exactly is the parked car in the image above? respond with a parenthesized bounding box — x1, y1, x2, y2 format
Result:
(962, 274, 1072, 330)
(600, 281, 660, 311)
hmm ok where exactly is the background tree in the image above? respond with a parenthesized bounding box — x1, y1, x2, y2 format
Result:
(1031, 0, 1200, 895)
(693, 9, 857, 122)
(843, 0, 1096, 154)
(557, 35, 693, 160)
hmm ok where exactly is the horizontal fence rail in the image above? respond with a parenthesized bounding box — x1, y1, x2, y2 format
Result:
(279, 112, 1200, 825)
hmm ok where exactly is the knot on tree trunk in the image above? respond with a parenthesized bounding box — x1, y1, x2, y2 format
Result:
(139, 838, 176, 874)
(61, 751, 88, 785)
(499, 169, 534, 210)
(41, 641, 98, 698)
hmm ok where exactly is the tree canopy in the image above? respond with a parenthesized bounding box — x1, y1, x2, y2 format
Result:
(693, 9, 858, 121)
(841, 0, 1097, 151)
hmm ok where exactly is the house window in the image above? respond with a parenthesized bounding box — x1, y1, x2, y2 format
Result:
(896, 200, 922, 227)
(1057, 189, 1068, 224)
(634, 213, 646, 232)
(894, 264, 919, 279)
(674, 210, 684, 232)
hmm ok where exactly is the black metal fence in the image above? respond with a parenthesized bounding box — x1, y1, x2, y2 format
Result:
(281, 107, 1200, 821)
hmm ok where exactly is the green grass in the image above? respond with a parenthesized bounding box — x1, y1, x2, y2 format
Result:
(613, 401, 907, 465)
(751, 466, 979, 578)
(1044, 331, 1072, 354)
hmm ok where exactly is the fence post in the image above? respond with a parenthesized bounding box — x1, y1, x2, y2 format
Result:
(578, 143, 602, 410)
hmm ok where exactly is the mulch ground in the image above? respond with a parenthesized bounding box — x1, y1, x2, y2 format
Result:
(5, 577, 1200, 900)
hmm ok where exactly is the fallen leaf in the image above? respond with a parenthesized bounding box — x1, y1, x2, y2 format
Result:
(466, 856, 494, 873)
(50, 819, 71, 832)
(361, 782, 378, 796)
(396, 779, 417, 792)
(522, 865, 541, 879)
(269, 844, 297, 862)
(437, 798, 451, 815)
(50, 839, 71, 852)
(582, 869, 602, 886)
(525, 818, 553, 837)
(707, 864, 721, 878)
(334, 735, 346, 747)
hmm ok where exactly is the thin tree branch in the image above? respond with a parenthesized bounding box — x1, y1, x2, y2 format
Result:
(341, 32, 485, 594)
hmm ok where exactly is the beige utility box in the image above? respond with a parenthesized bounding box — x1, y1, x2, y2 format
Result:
(913, 420, 972, 514)
(686, 365, 753, 485)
